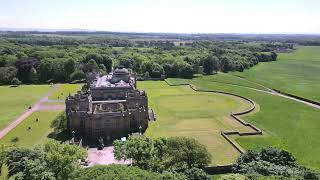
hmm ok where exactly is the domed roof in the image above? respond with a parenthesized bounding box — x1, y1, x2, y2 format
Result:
(114, 67, 129, 75)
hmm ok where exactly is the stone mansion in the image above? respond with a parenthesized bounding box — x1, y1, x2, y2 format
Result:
(65, 67, 154, 141)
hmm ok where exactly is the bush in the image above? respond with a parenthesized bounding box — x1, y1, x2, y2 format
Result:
(233, 147, 320, 179)
(183, 167, 209, 180)
(74, 165, 186, 180)
(219, 173, 246, 180)
(11, 77, 21, 86)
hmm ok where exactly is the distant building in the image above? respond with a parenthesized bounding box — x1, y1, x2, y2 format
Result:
(66, 67, 154, 141)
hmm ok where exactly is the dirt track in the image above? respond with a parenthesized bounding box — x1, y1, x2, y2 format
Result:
(0, 84, 63, 139)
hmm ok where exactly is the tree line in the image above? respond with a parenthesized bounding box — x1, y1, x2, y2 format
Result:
(0, 36, 282, 85)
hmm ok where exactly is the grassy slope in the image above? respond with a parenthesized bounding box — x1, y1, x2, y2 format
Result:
(192, 73, 270, 91)
(0, 85, 50, 130)
(48, 84, 82, 100)
(0, 111, 61, 148)
(139, 81, 254, 165)
(232, 46, 320, 102)
(169, 78, 320, 170)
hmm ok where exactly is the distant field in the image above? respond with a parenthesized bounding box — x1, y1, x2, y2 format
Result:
(0, 111, 61, 148)
(168, 76, 320, 170)
(232, 46, 320, 102)
(49, 84, 82, 100)
(0, 85, 50, 130)
(138, 81, 254, 165)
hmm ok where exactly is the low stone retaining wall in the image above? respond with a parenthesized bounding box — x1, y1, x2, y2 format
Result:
(273, 89, 320, 106)
(164, 80, 263, 174)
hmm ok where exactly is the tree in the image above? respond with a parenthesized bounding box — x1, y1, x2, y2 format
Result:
(114, 136, 212, 172)
(141, 61, 153, 76)
(50, 113, 67, 133)
(98, 64, 106, 73)
(70, 70, 86, 81)
(84, 53, 102, 64)
(38, 58, 55, 83)
(6, 147, 46, 176)
(220, 55, 233, 72)
(83, 59, 98, 72)
(162, 63, 174, 77)
(0, 144, 9, 174)
(13, 159, 56, 180)
(15, 57, 40, 83)
(28, 67, 38, 83)
(233, 147, 319, 179)
(179, 63, 194, 79)
(5, 141, 87, 179)
(64, 58, 76, 80)
(150, 63, 164, 78)
(74, 165, 186, 180)
(0, 66, 17, 84)
(271, 52, 278, 61)
(0, 58, 7, 67)
(164, 137, 211, 170)
(259, 147, 296, 167)
(44, 141, 86, 180)
(101, 54, 112, 73)
(203, 55, 219, 74)
(114, 136, 157, 170)
(118, 57, 134, 69)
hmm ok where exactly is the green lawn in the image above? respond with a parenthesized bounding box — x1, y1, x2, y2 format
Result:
(168, 77, 320, 170)
(232, 46, 320, 102)
(0, 111, 61, 148)
(138, 81, 254, 165)
(190, 73, 270, 91)
(49, 84, 82, 100)
(0, 85, 51, 130)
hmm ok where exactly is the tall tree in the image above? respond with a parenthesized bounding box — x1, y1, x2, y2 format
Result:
(64, 58, 76, 80)
(44, 141, 86, 180)
(101, 55, 113, 73)
(203, 55, 219, 74)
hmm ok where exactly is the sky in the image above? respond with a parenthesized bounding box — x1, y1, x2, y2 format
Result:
(0, 0, 319, 34)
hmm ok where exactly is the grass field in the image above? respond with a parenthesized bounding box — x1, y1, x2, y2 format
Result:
(0, 85, 50, 130)
(0, 111, 61, 148)
(168, 76, 320, 170)
(192, 73, 270, 91)
(232, 46, 320, 102)
(138, 81, 255, 165)
(49, 84, 82, 100)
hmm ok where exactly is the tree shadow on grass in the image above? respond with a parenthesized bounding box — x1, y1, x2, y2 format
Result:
(47, 130, 72, 142)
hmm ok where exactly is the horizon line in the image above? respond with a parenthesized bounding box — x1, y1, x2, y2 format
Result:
(0, 27, 320, 36)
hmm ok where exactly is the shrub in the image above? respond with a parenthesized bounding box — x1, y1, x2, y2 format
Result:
(11, 77, 21, 86)
(74, 165, 186, 180)
(183, 167, 209, 180)
(219, 173, 246, 180)
(234, 147, 320, 179)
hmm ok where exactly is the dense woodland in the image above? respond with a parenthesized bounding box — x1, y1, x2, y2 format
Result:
(0, 32, 298, 85)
